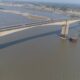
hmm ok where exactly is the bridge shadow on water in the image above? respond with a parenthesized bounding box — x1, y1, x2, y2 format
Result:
(0, 23, 80, 50)
(0, 30, 61, 49)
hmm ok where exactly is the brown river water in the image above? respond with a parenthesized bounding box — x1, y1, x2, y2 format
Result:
(0, 5, 80, 80)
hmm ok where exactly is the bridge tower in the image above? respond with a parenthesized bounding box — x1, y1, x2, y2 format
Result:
(61, 20, 69, 38)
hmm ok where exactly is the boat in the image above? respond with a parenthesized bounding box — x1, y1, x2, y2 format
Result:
(69, 37, 78, 42)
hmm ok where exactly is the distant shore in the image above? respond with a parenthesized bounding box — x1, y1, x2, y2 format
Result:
(0, 9, 50, 21)
(0, 2, 80, 18)
(0, 2, 24, 7)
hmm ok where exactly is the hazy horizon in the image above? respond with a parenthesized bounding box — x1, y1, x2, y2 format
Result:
(0, 0, 80, 4)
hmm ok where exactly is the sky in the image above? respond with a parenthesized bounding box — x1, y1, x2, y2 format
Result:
(1, 0, 80, 4)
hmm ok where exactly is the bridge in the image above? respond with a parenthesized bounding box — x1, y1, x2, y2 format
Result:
(0, 18, 80, 38)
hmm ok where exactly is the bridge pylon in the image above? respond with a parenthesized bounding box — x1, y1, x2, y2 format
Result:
(61, 20, 69, 38)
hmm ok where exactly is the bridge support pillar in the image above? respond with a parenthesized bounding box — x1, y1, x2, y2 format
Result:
(61, 23, 69, 38)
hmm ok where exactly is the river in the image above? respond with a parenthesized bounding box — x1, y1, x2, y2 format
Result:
(0, 4, 70, 28)
(0, 3, 80, 80)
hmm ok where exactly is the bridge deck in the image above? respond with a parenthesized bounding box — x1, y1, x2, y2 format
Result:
(0, 18, 80, 32)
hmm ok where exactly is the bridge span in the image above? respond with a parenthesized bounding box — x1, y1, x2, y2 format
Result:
(0, 18, 80, 37)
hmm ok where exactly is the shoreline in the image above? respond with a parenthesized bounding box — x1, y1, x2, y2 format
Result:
(0, 10, 50, 21)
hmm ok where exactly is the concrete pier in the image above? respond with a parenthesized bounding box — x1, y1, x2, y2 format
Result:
(61, 20, 69, 38)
